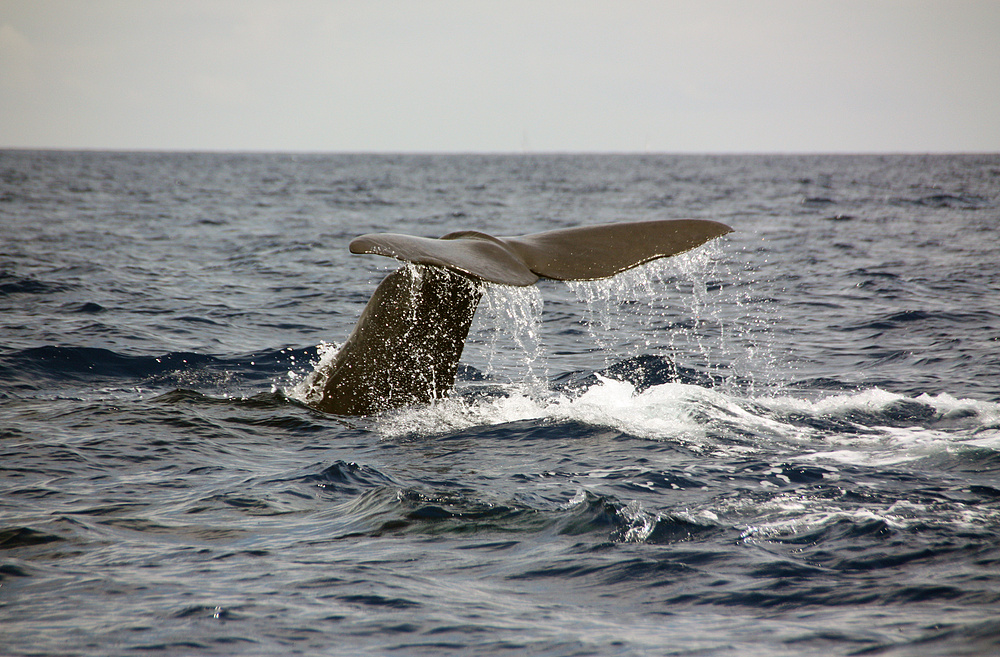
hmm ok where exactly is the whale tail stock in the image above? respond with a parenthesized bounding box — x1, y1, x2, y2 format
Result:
(314, 219, 732, 415)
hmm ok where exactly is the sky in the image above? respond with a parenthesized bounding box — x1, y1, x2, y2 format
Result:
(1, 0, 998, 153)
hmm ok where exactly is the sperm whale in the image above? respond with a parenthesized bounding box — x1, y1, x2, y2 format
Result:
(312, 219, 732, 415)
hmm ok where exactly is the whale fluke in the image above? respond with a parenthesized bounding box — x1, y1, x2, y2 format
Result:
(317, 219, 732, 415)
(350, 231, 538, 286)
(350, 219, 732, 286)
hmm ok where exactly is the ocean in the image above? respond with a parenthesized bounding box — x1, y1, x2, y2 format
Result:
(1, 151, 998, 656)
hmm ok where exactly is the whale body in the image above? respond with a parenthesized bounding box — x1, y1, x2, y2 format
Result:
(312, 219, 732, 415)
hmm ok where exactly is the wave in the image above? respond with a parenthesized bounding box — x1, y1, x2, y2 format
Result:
(6, 341, 998, 471)
(0, 272, 70, 296)
(0, 344, 318, 386)
(374, 376, 1000, 466)
(892, 193, 990, 210)
(840, 308, 1000, 332)
(284, 457, 1000, 576)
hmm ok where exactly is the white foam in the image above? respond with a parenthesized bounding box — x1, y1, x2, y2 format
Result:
(736, 487, 1000, 543)
(759, 388, 906, 416)
(546, 377, 803, 446)
(759, 389, 1000, 465)
(375, 376, 793, 450)
(372, 376, 1000, 468)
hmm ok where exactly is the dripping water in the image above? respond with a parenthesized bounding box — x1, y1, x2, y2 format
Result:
(465, 282, 547, 393)
(288, 243, 781, 412)
(565, 242, 784, 395)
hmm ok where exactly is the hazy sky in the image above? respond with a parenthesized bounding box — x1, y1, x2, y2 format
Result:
(2, 0, 998, 152)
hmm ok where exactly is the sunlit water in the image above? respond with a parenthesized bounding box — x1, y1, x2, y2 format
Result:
(1, 151, 999, 656)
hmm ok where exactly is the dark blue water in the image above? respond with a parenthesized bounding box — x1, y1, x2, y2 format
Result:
(2, 151, 999, 656)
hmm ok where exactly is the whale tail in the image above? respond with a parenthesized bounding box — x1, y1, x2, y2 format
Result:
(316, 219, 732, 415)
(313, 266, 481, 416)
(349, 219, 733, 286)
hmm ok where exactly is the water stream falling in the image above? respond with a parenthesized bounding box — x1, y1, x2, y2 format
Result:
(465, 282, 546, 389)
(292, 242, 781, 419)
(561, 242, 782, 396)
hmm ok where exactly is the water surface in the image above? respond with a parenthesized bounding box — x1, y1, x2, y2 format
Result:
(2, 152, 999, 656)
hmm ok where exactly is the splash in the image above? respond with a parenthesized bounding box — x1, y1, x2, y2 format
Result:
(285, 341, 341, 406)
(377, 375, 1000, 467)
(377, 376, 781, 447)
(288, 242, 781, 413)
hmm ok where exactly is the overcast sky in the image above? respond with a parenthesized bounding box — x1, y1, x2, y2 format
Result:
(2, 0, 998, 153)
